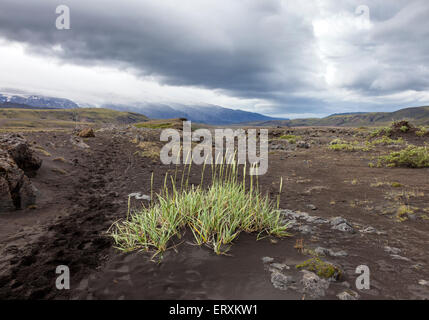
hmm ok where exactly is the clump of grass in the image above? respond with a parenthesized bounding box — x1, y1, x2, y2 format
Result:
(51, 168, 67, 175)
(33, 145, 51, 157)
(109, 159, 289, 258)
(396, 205, 414, 222)
(279, 134, 301, 144)
(376, 145, 429, 168)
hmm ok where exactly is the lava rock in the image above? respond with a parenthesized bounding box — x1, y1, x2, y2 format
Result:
(0, 133, 42, 173)
(271, 271, 295, 290)
(0, 148, 38, 212)
(337, 289, 360, 300)
(301, 270, 329, 298)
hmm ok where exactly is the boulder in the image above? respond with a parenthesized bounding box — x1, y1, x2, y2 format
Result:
(0, 147, 38, 212)
(301, 270, 329, 298)
(77, 128, 95, 138)
(0, 133, 42, 173)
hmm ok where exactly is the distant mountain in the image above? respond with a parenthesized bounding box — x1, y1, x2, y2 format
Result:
(0, 92, 79, 109)
(104, 103, 286, 125)
(242, 106, 429, 127)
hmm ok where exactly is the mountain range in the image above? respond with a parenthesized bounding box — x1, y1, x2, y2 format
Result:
(0, 92, 78, 109)
(2, 90, 429, 127)
(243, 106, 429, 127)
(103, 103, 285, 125)
(0, 91, 284, 125)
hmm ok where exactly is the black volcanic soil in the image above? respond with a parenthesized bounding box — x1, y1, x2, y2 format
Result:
(0, 126, 429, 299)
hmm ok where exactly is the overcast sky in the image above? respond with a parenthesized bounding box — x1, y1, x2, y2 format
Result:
(0, 0, 429, 118)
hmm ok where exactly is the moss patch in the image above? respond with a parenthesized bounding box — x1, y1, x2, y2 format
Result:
(296, 257, 342, 279)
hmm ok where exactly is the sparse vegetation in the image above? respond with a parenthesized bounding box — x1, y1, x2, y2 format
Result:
(51, 168, 67, 175)
(134, 118, 186, 130)
(279, 134, 301, 144)
(109, 161, 289, 258)
(328, 139, 371, 152)
(369, 136, 404, 146)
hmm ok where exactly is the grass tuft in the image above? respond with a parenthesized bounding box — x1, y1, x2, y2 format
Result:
(109, 160, 289, 258)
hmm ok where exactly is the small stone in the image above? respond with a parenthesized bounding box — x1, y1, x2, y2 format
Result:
(418, 280, 428, 286)
(298, 225, 313, 234)
(270, 263, 289, 271)
(337, 289, 360, 300)
(332, 222, 355, 233)
(384, 246, 401, 255)
(361, 226, 377, 234)
(306, 216, 328, 224)
(271, 271, 295, 290)
(314, 247, 330, 256)
(329, 250, 348, 257)
(296, 141, 310, 149)
(306, 204, 317, 210)
(261, 257, 274, 264)
(390, 254, 411, 262)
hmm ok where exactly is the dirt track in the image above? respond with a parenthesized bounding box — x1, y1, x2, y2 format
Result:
(1, 127, 429, 299)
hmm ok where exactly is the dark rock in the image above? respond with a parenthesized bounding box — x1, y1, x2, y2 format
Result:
(0, 147, 38, 212)
(0, 133, 42, 173)
(330, 217, 356, 233)
(296, 141, 310, 149)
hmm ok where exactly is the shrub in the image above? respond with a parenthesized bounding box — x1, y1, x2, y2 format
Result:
(370, 127, 392, 138)
(328, 139, 371, 152)
(279, 134, 301, 144)
(377, 145, 429, 168)
(400, 125, 409, 133)
(369, 136, 404, 146)
(109, 161, 289, 257)
(416, 127, 428, 137)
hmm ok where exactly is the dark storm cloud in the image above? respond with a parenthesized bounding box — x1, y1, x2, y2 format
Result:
(0, 0, 429, 116)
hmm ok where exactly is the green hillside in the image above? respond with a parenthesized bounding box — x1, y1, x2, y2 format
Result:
(0, 108, 148, 130)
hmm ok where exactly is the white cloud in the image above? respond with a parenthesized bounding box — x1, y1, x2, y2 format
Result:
(0, 0, 428, 117)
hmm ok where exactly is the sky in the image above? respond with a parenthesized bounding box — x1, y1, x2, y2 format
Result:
(0, 0, 429, 119)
